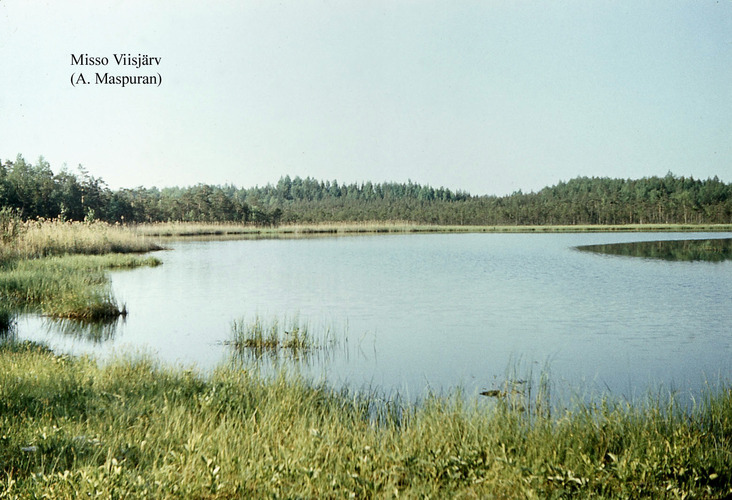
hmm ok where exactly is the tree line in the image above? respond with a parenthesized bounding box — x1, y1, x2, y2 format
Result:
(1, 154, 730, 226)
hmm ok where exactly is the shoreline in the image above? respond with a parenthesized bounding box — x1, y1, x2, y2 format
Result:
(133, 221, 732, 239)
(0, 339, 729, 498)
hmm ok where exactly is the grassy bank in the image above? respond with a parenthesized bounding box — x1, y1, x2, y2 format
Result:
(0, 340, 730, 498)
(133, 221, 732, 239)
(0, 254, 161, 320)
(0, 219, 162, 320)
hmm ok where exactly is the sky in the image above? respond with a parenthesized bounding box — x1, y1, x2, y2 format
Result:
(0, 1, 730, 196)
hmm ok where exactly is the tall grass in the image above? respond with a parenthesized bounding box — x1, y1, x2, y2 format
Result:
(0, 218, 162, 262)
(0, 339, 730, 498)
(0, 218, 162, 320)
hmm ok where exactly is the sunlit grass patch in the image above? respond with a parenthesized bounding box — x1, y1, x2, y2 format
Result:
(0, 339, 731, 498)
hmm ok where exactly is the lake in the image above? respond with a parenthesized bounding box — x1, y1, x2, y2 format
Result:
(16, 232, 732, 401)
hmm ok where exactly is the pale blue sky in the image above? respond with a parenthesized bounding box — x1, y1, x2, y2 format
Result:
(1, 1, 730, 195)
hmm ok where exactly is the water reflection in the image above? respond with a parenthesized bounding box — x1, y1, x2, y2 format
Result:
(41, 316, 123, 343)
(0, 309, 17, 338)
(226, 341, 349, 371)
(576, 238, 732, 262)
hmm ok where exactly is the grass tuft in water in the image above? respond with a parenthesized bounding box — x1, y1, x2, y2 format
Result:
(232, 316, 310, 350)
(228, 316, 342, 360)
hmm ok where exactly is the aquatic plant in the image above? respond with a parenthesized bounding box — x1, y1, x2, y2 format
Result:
(227, 315, 342, 360)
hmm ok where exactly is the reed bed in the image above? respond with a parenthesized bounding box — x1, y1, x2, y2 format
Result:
(132, 220, 440, 238)
(131, 221, 732, 239)
(0, 339, 729, 498)
(0, 218, 163, 262)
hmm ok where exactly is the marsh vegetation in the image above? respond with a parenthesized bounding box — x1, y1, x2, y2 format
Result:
(227, 316, 340, 356)
(0, 217, 162, 322)
(0, 339, 730, 498)
(133, 220, 732, 239)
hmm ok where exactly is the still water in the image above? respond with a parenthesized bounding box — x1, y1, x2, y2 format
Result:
(18, 232, 732, 400)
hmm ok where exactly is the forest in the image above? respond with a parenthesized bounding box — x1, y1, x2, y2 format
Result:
(1, 153, 730, 226)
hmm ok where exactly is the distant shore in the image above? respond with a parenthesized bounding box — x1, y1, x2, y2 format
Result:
(132, 221, 732, 239)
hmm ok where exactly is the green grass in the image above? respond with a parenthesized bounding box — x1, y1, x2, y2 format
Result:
(0, 219, 162, 321)
(0, 340, 730, 498)
(0, 252, 161, 321)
